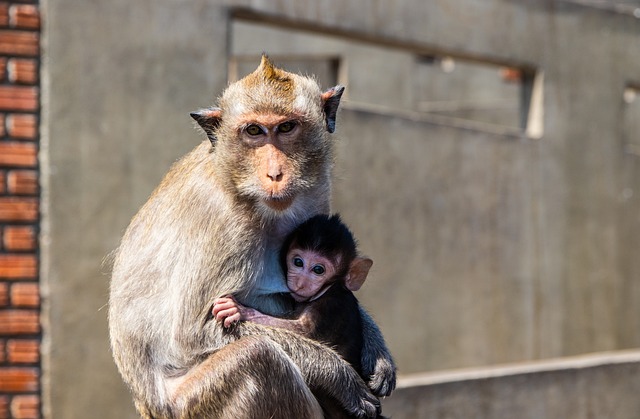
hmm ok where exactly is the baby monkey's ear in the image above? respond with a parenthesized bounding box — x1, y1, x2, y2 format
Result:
(344, 257, 373, 291)
(190, 107, 222, 146)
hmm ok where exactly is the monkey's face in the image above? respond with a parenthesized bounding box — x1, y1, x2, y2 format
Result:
(285, 247, 338, 302)
(197, 56, 342, 216)
(225, 111, 329, 213)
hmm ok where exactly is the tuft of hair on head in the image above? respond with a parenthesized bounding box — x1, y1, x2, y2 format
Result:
(257, 54, 279, 82)
(281, 214, 358, 276)
(242, 54, 294, 98)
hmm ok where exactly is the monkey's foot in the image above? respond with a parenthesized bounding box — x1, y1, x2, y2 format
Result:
(367, 358, 396, 397)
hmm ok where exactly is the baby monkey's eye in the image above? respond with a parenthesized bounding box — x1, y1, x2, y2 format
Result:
(277, 121, 296, 133)
(312, 265, 325, 275)
(246, 124, 263, 136)
(293, 257, 304, 268)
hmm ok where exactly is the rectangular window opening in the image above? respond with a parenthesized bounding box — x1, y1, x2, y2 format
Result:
(230, 19, 543, 139)
(414, 55, 543, 137)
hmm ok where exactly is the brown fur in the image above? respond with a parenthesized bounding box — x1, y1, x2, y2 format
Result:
(109, 56, 392, 418)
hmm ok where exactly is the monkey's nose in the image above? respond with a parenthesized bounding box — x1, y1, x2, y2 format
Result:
(288, 281, 303, 293)
(267, 170, 283, 182)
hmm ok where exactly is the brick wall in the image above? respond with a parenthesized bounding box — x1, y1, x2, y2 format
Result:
(0, 2, 40, 419)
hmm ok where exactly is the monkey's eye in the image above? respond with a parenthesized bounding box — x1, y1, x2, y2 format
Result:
(245, 124, 264, 136)
(277, 121, 296, 133)
(312, 265, 325, 275)
(293, 257, 304, 268)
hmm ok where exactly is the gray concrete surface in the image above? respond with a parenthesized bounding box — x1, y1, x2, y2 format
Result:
(383, 350, 640, 419)
(41, 0, 640, 417)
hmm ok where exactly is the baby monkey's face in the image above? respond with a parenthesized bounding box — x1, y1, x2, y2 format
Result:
(285, 247, 339, 302)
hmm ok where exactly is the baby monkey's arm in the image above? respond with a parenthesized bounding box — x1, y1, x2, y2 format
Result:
(213, 296, 310, 334)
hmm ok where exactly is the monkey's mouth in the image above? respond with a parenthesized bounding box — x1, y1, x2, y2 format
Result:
(291, 294, 308, 302)
(263, 195, 294, 211)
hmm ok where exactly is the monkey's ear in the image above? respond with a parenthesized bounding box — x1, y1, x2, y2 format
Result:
(345, 257, 372, 291)
(321, 86, 345, 133)
(190, 107, 222, 145)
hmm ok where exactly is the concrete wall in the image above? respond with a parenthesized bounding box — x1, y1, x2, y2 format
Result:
(41, 0, 640, 417)
(383, 350, 640, 419)
(334, 107, 540, 371)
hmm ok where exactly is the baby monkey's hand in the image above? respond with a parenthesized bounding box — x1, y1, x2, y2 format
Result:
(213, 295, 270, 328)
(212, 296, 246, 328)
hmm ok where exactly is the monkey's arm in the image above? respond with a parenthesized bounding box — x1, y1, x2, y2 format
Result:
(359, 307, 397, 397)
(213, 296, 310, 335)
(216, 297, 396, 397)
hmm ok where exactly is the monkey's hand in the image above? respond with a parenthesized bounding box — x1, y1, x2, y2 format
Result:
(213, 296, 260, 328)
(366, 355, 397, 398)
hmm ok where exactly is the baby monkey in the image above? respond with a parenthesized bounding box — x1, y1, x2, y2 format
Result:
(214, 214, 373, 374)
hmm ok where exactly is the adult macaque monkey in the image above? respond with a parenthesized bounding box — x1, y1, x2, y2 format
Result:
(109, 56, 395, 419)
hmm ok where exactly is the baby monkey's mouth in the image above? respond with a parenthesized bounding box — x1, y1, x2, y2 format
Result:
(290, 292, 309, 303)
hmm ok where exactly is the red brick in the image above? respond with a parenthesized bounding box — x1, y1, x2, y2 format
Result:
(0, 340, 5, 362)
(10, 283, 38, 307)
(0, 171, 5, 193)
(0, 283, 7, 306)
(0, 310, 39, 335)
(9, 5, 39, 30)
(7, 339, 38, 363)
(0, 142, 36, 167)
(3, 226, 36, 251)
(0, 198, 38, 222)
(0, 4, 8, 27)
(0, 57, 6, 82)
(7, 170, 38, 195)
(10, 395, 39, 419)
(0, 368, 38, 392)
(8, 59, 37, 85)
(0, 86, 37, 111)
(0, 255, 37, 279)
(0, 396, 8, 419)
(0, 30, 38, 56)
(7, 114, 36, 139)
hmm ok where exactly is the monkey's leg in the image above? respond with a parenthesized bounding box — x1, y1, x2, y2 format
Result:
(236, 323, 381, 418)
(170, 335, 323, 419)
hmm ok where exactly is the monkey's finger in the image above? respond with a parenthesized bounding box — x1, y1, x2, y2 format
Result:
(213, 297, 233, 307)
(223, 313, 241, 328)
(214, 307, 240, 322)
(212, 299, 235, 316)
